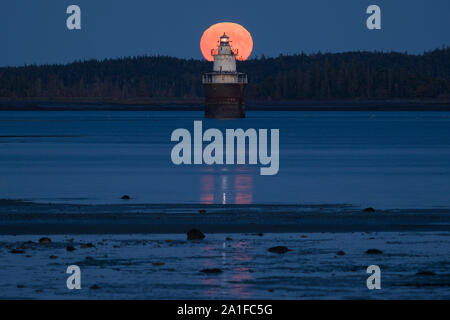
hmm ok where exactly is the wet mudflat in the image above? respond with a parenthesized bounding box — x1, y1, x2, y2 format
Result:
(0, 232, 448, 299)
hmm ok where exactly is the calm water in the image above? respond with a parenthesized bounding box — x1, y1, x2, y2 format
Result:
(1, 111, 450, 209)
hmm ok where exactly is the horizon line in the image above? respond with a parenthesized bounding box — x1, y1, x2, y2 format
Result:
(1, 45, 449, 69)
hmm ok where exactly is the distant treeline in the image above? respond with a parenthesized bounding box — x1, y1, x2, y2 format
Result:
(0, 48, 449, 101)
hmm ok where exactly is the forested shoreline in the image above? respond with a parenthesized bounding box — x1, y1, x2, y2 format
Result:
(0, 48, 449, 103)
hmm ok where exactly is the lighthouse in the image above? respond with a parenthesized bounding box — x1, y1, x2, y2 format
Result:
(202, 33, 248, 118)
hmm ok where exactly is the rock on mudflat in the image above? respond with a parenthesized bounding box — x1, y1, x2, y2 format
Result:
(90, 284, 100, 290)
(121, 195, 130, 200)
(337, 250, 346, 256)
(187, 229, 205, 240)
(366, 249, 383, 254)
(66, 245, 76, 252)
(10, 249, 25, 254)
(200, 268, 223, 274)
(268, 246, 292, 254)
(80, 243, 95, 248)
(199, 209, 207, 214)
(39, 237, 51, 244)
(364, 207, 376, 213)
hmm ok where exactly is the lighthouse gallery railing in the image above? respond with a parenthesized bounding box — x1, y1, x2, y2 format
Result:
(202, 73, 248, 84)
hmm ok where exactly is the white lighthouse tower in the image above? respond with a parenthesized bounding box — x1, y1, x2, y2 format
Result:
(202, 33, 248, 118)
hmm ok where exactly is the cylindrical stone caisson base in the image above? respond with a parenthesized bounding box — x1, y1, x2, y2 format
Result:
(203, 83, 246, 119)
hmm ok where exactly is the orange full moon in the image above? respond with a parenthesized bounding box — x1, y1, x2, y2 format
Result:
(200, 22, 253, 62)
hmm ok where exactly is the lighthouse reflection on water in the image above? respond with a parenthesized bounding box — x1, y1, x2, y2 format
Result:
(200, 167, 253, 205)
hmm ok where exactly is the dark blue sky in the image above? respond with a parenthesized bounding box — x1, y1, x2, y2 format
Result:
(1, 0, 449, 66)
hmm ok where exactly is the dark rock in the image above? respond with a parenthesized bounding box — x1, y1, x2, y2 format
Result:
(85, 256, 93, 260)
(17, 284, 25, 288)
(300, 235, 308, 239)
(364, 207, 376, 213)
(268, 246, 291, 254)
(80, 243, 95, 248)
(199, 209, 207, 214)
(337, 250, 346, 256)
(66, 245, 76, 252)
(416, 271, 436, 276)
(121, 195, 130, 200)
(10, 249, 25, 254)
(113, 245, 120, 248)
(90, 284, 100, 290)
(257, 233, 264, 237)
(49, 255, 58, 259)
(268, 289, 275, 292)
(152, 262, 165, 266)
(200, 268, 223, 274)
(366, 249, 383, 254)
(39, 237, 51, 244)
(226, 237, 233, 241)
(187, 229, 205, 241)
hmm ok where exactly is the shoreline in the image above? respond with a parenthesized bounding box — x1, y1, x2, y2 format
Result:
(1, 200, 449, 235)
(1, 99, 450, 111)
